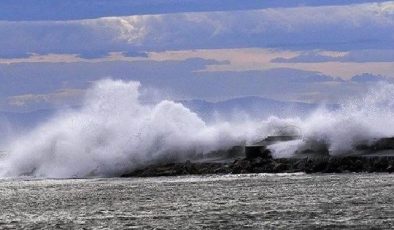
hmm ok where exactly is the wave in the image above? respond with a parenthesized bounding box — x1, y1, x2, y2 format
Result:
(1, 79, 394, 178)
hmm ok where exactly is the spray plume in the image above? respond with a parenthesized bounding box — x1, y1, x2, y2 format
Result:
(1, 80, 394, 178)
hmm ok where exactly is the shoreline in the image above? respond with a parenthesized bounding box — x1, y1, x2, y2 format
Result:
(122, 136, 394, 177)
(121, 155, 394, 177)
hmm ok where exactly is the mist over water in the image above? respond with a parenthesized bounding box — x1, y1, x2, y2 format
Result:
(1, 79, 394, 178)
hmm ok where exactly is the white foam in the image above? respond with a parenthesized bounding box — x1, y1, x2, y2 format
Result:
(0, 80, 271, 177)
(1, 80, 394, 178)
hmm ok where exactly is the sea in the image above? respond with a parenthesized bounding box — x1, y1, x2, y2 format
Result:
(0, 173, 392, 229)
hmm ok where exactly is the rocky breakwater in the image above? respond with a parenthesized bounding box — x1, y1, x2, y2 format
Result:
(121, 137, 394, 177)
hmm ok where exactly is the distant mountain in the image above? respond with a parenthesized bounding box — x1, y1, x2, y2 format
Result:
(180, 96, 331, 121)
(0, 97, 334, 128)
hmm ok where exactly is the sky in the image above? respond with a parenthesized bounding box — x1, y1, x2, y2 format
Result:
(1, 0, 394, 112)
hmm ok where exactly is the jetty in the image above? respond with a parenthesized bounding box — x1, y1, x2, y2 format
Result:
(122, 136, 394, 177)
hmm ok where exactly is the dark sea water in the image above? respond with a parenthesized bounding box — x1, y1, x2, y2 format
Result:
(0, 173, 393, 229)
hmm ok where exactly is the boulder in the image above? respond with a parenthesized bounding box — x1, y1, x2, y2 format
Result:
(231, 159, 252, 174)
(245, 146, 272, 160)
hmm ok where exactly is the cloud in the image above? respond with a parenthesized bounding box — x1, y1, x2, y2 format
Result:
(7, 89, 84, 107)
(0, 58, 225, 99)
(0, 0, 386, 21)
(272, 52, 338, 63)
(1, 2, 394, 58)
(272, 49, 394, 63)
(148, 48, 394, 79)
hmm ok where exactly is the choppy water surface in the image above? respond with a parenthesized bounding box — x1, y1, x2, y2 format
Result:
(0, 173, 393, 229)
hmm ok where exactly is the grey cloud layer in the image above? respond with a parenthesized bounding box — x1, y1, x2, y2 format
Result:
(1, 2, 394, 58)
(0, 0, 385, 21)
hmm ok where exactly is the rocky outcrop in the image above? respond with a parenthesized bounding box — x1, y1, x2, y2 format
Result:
(122, 155, 394, 177)
(122, 161, 232, 177)
(121, 136, 394, 177)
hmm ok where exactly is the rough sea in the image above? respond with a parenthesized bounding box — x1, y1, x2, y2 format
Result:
(0, 173, 392, 229)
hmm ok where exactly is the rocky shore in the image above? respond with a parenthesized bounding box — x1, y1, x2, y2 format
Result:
(121, 136, 394, 177)
(121, 155, 394, 177)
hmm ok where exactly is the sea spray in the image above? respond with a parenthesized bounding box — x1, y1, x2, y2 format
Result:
(1, 80, 394, 178)
(302, 83, 394, 154)
(0, 80, 277, 178)
(269, 83, 394, 156)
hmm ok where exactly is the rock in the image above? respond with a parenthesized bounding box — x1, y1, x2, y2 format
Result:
(324, 157, 342, 173)
(121, 151, 394, 177)
(387, 164, 394, 173)
(312, 159, 328, 173)
(245, 146, 272, 160)
(350, 159, 364, 172)
(231, 159, 252, 174)
(251, 157, 264, 166)
(184, 160, 195, 174)
(292, 159, 307, 171)
(214, 165, 231, 174)
(371, 157, 389, 172)
(273, 162, 289, 173)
